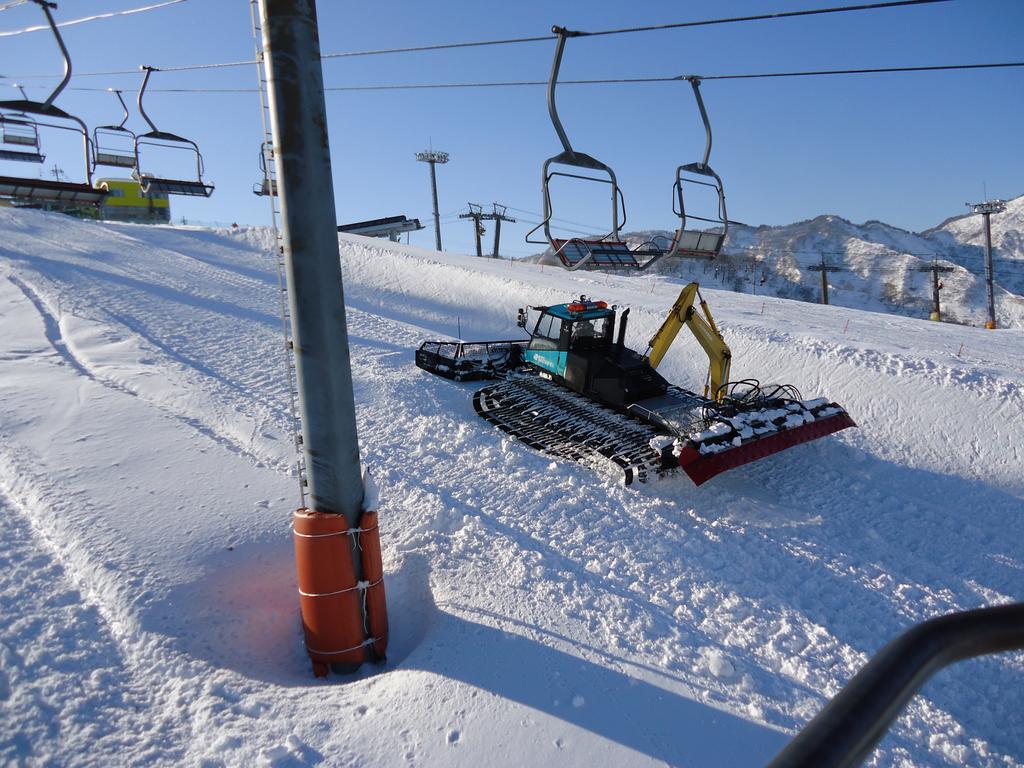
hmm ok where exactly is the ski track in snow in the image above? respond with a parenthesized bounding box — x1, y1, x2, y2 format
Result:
(0, 208, 1022, 767)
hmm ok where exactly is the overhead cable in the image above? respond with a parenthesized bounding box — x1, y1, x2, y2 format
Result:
(39, 61, 1021, 94)
(702, 62, 1024, 80)
(0, 0, 186, 38)
(4, 0, 951, 78)
(563, 0, 951, 39)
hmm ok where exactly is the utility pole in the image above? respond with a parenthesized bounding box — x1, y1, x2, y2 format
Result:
(483, 203, 516, 258)
(917, 262, 955, 321)
(459, 203, 485, 257)
(261, 0, 387, 676)
(966, 199, 1006, 329)
(416, 148, 448, 251)
(807, 256, 845, 305)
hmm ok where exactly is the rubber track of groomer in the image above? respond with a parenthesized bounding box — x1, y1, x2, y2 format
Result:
(473, 373, 668, 485)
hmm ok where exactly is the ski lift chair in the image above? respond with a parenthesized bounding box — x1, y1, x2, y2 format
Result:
(0, 2, 106, 206)
(92, 89, 138, 169)
(666, 78, 729, 261)
(133, 66, 214, 198)
(0, 86, 45, 163)
(528, 27, 713, 273)
(525, 27, 644, 272)
(252, 142, 277, 196)
(0, 115, 45, 163)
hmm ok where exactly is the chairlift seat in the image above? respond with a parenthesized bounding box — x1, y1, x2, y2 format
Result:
(0, 175, 108, 204)
(0, 147, 45, 164)
(136, 173, 214, 198)
(552, 238, 640, 270)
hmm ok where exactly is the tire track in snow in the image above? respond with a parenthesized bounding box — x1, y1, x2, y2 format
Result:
(7, 275, 288, 475)
(8, 274, 93, 380)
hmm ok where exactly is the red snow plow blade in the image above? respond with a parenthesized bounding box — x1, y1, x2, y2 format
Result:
(677, 410, 856, 486)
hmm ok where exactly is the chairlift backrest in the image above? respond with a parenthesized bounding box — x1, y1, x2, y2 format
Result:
(133, 66, 214, 198)
(2, 115, 40, 148)
(0, 1, 105, 205)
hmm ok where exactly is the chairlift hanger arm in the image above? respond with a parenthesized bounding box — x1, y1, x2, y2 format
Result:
(137, 65, 161, 135)
(31, 0, 72, 110)
(547, 26, 584, 159)
(686, 76, 712, 168)
(134, 67, 198, 145)
(0, 1, 73, 118)
(105, 89, 131, 130)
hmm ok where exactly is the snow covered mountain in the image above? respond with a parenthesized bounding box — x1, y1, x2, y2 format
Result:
(539, 194, 1024, 329)
(1, 207, 1022, 767)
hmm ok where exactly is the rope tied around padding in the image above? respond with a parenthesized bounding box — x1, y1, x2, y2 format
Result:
(297, 577, 384, 598)
(306, 635, 386, 657)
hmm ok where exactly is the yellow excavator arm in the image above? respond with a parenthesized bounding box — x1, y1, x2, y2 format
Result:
(644, 282, 732, 401)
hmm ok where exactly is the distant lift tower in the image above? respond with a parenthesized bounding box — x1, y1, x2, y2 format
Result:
(966, 199, 1006, 329)
(416, 149, 449, 251)
(807, 257, 846, 305)
(918, 262, 955, 321)
(460, 203, 486, 257)
(483, 203, 516, 258)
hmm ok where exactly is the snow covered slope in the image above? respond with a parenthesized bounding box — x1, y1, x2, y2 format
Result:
(541, 194, 1024, 329)
(1, 208, 1022, 767)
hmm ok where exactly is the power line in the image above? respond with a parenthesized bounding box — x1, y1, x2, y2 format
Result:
(21, 61, 1021, 95)
(4, 0, 953, 78)
(502, 205, 607, 233)
(703, 62, 1024, 81)
(0, 0, 186, 38)
(568, 0, 951, 38)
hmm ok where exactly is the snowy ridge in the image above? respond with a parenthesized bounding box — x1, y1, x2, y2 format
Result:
(0, 208, 1022, 767)
(538, 194, 1024, 329)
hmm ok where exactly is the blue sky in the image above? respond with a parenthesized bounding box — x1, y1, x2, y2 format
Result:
(2, 0, 1022, 256)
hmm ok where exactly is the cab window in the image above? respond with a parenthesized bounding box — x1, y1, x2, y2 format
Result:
(530, 312, 563, 351)
(570, 316, 612, 344)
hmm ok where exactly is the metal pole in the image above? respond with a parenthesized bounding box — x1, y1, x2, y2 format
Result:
(492, 216, 502, 259)
(821, 263, 829, 306)
(967, 199, 1005, 330)
(429, 161, 441, 251)
(983, 212, 996, 329)
(931, 266, 941, 321)
(473, 212, 482, 258)
(259, 0, 364, 542)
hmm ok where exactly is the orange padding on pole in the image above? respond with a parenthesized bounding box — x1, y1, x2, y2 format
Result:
(293, 509, 366, 674)
(359, 510, 389, 661)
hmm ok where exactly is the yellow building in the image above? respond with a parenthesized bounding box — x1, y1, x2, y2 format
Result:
(95, 178, 170, 223)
